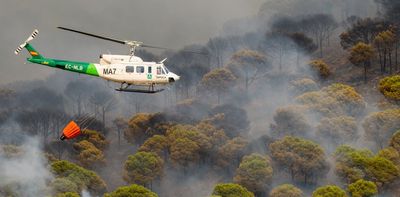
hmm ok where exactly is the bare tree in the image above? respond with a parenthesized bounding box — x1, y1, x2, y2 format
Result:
(90, 90, 116, 127)
(16, 109, 69, 144)
(113, 117, 127, 147)
(265, 31, 293, 70)
(64, 80, 92, 116)
(301, 14, 338, 57)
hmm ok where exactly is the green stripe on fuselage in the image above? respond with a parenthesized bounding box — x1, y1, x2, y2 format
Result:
(28, 58, 99, 77)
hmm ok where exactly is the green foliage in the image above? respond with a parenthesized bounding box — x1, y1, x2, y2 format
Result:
(349, 42, 375, 66)
(365, 156, 399, 187)
(138, 135, 169, 158)
(55, 192, 80, 197)
(390, 131, 400, 152)
(289, 78, 319, 96)
(378, 147, 400, 166)
(316, 116, 358, 148)
(166, 124, 217, 172)
(269, 184, 304, 197)
(51, 178, 80, 194)
(378, 75, 400, 101)
(212, 183, 254, 197)
(104, 184, 158, 197)
(73, 140, 105, 168)
(200, 68, 237, 102)
(296, 83, 366, 117)
(309, 60, 331, 79)
(80, 129, 109, 150)
(226, 49, 270, 89)
(334, 145, 373, 183)
(312, 185, 347, 197)
(196, 121, 228, 149)
(124, 113, 154, 144)
(216, 137, 249, 171)
(166, 124, 212, 169)
(348, 179, 378, 197)
(271, 105, 311, 138)
(349, 42, 375, 82)
(334, 145, 400, 187)
(124, 113, 166, 144)
(169, 137, 200, 169)
(339, 17, 389, 49)
(270, 136, 329, 184)
(51, 160, 106, 194)
(233, 154, 273, 193)
(363, 109, 400, 148)
(124, 151, 164, 186)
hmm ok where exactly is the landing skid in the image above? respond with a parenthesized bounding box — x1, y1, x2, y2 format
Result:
(115, 82, 164, 94)
(115, 88, 164, 94)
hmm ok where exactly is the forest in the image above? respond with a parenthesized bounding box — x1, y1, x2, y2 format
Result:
(2, 0, 400, 196)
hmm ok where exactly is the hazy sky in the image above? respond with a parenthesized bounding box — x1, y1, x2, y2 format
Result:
(0, 0, 264, 84)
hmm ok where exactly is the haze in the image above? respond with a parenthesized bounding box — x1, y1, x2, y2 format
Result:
(0, 0, 263, 84)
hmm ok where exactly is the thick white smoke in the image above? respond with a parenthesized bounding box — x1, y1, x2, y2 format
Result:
(0, 137, 53, 197)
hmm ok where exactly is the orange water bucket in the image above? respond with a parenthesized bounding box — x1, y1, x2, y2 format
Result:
(60, 121, 81, 140)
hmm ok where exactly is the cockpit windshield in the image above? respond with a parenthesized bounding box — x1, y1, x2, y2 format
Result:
(163, 66, 169, 74)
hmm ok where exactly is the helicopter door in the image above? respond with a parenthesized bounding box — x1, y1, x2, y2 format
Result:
(147, 66, 153, 80)
(136, 65, 146, 82)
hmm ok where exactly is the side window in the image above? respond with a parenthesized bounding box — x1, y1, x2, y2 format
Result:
(136, 66, 145, 73)
(148, 66, 152, 73)
(126, 66, 134, 73)
(161, 68, 166, 74)
(157, 67, 162, 75)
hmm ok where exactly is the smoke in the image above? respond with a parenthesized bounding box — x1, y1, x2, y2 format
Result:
(1, 0, 394, 196)
(82, 189, 93, 197)
(0, 137, 53, 197)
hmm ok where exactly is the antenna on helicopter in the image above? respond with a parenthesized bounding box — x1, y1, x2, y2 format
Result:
(57, 27, 206, 56)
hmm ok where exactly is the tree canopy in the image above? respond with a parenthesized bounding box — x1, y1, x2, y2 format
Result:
(123, 151, 164, 186)
(316, 116, 358, 149)
(269, 184, 303, 197)
(212, 183, 254, 197)
(104, 184, 158, 197)
(51, 160, 107, 194)
(233, 154, 273, 194)
(334, 145, 400, 187)
(378, 75, 400, 101)
(200, 68, 237, 103)
(309, 60, 331, 79)
(296, 83, 366, 117)
(270, 136, 329, 184)
(312, 185, 347, 197)
(363, 109, 400, 148)
(349, 42, 375, 82)
(348, 179, 378, 197)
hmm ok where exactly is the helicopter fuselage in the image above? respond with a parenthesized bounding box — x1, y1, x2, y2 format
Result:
(27, 54, 180, 86)
(15, 29, 182, 93)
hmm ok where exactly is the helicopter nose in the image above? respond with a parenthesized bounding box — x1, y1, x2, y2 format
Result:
(170, 72, 180, 81)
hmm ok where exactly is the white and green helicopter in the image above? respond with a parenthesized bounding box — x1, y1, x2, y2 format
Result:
(15, 27, 184, 93)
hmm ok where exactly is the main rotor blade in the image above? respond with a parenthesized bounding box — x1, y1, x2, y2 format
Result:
(58, 27, 126, 45)
(142, 44, 207, 55)
(141, 44, 169, 50)
(58, 27, 208, 55)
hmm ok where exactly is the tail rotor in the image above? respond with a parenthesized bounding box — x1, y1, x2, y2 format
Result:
(14, 29, 39, 55)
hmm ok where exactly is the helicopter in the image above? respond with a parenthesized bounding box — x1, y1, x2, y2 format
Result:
(14, 27, 192, 94)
